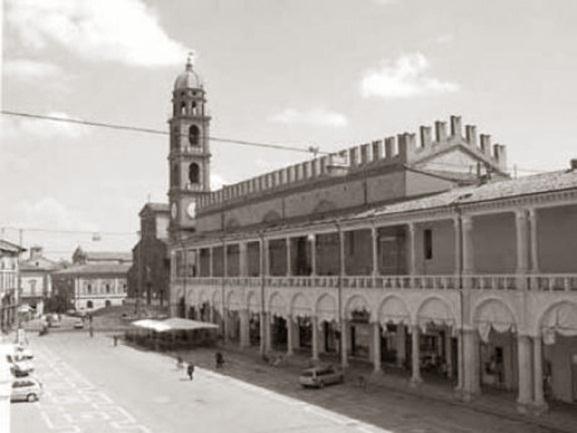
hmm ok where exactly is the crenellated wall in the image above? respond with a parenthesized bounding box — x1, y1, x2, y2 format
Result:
(197, 115, 507, 216)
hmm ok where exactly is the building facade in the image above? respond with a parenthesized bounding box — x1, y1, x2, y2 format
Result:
(19, 246, 61, 317)
(53, 249, 132, 311)
(167, 63, 577, 411)
(128, 203, 171, 305)
(0, 239, 24, 331)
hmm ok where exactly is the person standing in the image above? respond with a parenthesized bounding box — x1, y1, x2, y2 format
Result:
(187, 363, 195, 381)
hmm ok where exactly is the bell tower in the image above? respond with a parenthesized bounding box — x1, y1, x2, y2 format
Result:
(168, 54, 211, 239)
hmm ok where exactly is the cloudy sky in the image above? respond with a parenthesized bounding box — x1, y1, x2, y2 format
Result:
(2, 0, 577, 259)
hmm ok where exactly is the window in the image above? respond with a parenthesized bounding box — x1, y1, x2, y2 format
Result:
(105, 284, 111, 294)
(424, 229, 433, 260)
(87, 284, 92, 294)
(189, 125, 200, 146)
(189, 163, 200, 184)
(87, 300, 93, 309)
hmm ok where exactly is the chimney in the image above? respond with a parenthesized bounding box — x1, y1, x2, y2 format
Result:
(30, 246, 43, 260)
(435, 121, 447, 143)
(465, 125, 477, 147)
(450, 115, 462, 138)
(420, 126, 432, 148)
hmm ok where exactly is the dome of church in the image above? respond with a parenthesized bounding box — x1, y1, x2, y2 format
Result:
(174, 57, 202, 90)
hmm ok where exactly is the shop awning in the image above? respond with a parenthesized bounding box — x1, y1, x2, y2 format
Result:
(131, 318, 218, 332)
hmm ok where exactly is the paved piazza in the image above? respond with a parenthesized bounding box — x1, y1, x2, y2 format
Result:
(12, 332, 558, 433)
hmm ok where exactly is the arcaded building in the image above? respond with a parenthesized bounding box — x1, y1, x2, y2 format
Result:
(167, 61, 577, 411)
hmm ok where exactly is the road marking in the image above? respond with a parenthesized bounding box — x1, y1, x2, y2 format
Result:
(32, 344, 153, 433)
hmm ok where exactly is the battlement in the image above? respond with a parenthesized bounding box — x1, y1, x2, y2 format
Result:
(197, 115, 507, 211)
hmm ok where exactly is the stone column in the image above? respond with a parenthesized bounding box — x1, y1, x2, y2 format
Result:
(455, 332, 463, 391)
(312, 316, 319, 361)
(515, 210, 530, 289)
(533, 335, 547, 411)
(286, 315, 294, 356)
(263, 239, 270, 276)
(410, 325, 422, 386)
(286, 237, 292, 276)
(517, 335, 533, 410)
(445, 327, 454, 379)
(462, 217, 474, 287)
(453, 218, 461, 277)
(371, 226, 379, 276)
(259, 311, 267, 356)
(396, 323, 406, 368)
(239, 309, 250, 348)
(462, 328, 480, 399)
(529, 209, 539, 289)
(265, 314, 272, 352)
(340, 319, 348, 368)
(407, 223, 416, 277)
(372, 321, 382, 373)
(239, 242, 248, 277)
(309, 234, 317, 276)
(209, 247, 214, 277)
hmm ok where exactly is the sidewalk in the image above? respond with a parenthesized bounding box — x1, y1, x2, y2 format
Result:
(171, 342, 577, 433)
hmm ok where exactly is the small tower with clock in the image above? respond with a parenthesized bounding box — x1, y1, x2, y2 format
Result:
(168, 54, 211, 239)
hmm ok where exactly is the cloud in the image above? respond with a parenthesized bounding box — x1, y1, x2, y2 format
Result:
(11, 197, 98, 232)
(269, 108, 348, 128)
(210, 174, 227, 190)
(1, 112, 88, 141)
(435, 34, 454, 45)
(5, 0, 188, 67)
(360, 53, 460, 99)
(3, 59, 64, 80)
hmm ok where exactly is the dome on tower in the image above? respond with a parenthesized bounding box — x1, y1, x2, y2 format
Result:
(174, 56, 202, 90)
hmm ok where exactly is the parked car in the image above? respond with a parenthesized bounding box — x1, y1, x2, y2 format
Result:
(14, 345, 33, 360)
(11, 378, 43, 402)
(73, 319, 84, 329)
(299, 365, 344, 388)
(6, 354, 35, 376)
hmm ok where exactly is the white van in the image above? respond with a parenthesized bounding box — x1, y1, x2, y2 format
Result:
(11, 378, 43, 402)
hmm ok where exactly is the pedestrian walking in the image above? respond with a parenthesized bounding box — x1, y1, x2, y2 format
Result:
(215, 352, 224, 369)
(187, 363, 195, 380)
(113, 335, 119, 346)
(176, 356, 184, 370)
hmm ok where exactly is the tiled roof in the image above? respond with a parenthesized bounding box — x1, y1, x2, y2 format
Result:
(139, 202, 169, 216)
(357, 169, 577, 219)
(53, 263, 132, 276)
(20, 256, 62, 272)
(84, 251, 133, 262)
(0, 239, 26, 254)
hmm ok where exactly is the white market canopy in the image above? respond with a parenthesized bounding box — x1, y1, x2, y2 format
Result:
(131, 318, 218, 333)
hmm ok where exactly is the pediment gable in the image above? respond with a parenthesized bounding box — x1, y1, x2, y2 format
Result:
(412, 144, 506, 176)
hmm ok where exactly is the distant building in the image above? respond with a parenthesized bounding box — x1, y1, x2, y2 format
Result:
(53, 249, 132, 311)
(0, 239, 25, 331)
(19, 246, 61, 317)
(129, 203, 171, 306)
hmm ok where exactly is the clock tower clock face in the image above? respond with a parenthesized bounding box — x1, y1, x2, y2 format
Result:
(171, 203, 177, 219)
(187, 202, 196, 218)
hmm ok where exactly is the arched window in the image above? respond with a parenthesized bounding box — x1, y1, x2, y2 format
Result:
(105, 300, 111, 308)
(189, 163, 200, 184)
(180, 102, 186, 116)
(189, 125, 200, 146)
(87, 300, 93, 309)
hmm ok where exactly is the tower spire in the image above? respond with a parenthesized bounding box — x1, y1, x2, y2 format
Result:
(185, 51, 195, 71)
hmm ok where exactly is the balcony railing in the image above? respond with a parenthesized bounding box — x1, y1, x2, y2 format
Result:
(178, 273, 577, 292)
